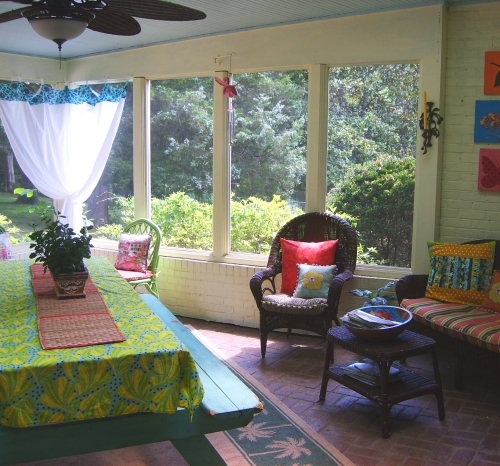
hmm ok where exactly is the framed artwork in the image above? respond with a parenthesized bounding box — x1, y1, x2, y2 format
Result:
(474, 100, 500, 142)
(484, 52, 500, 94)
(478, 149, 500, 191)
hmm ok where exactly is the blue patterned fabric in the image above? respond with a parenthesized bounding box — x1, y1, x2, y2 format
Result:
(0, 82, 126, 106)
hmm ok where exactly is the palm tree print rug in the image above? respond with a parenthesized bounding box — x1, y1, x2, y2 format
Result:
(194, 329, 355, 466)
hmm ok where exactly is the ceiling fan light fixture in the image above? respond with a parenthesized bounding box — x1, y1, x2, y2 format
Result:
(23, 7, 95, 50)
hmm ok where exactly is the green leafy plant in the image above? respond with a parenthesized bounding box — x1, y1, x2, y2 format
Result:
(29, 212, 93, 276)
(350, 281, 396, 307)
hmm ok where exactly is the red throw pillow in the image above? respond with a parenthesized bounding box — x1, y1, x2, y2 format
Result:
(280, 238, 338, 295)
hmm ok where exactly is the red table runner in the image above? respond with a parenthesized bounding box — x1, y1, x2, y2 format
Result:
(32, 264, 126, 350)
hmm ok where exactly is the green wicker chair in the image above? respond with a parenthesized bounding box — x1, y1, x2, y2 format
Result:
(250, 212, 358, 358)
(115, 218, 162, 298)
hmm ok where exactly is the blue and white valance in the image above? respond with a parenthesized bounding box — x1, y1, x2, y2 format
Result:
(0, 82, 126, 232)
(0, 82, 126, 106)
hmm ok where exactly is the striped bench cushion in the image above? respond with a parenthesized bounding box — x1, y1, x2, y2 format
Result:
(401, 297, 500, 353)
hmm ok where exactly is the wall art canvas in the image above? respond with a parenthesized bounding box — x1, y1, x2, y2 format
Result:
(474, 100, 500, 142)
(478, 149, 500, 191)
(484, 52, 500, 94)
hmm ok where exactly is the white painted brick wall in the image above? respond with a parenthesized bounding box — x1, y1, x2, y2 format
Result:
(91, 246, 398, 329)
(441, 4, 500, 243)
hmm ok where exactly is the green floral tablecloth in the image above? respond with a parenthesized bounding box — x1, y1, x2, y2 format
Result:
(0, 256, 204, 428)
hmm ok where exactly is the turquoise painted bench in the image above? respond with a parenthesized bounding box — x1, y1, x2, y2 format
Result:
(0, 294, 262, 466)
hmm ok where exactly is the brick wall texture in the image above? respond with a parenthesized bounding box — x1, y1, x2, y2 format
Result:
(440, 4, 500, 242)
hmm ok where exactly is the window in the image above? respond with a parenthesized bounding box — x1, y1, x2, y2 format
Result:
(89, 83, 133, 240)
(149, 77, 214, 250)
(230, 70, 308, 255)
(0, 81, 51, 243)
(326, 64, 419, 268)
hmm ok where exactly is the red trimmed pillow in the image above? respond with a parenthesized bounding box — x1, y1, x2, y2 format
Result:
(115, 233, 152, 273)
(479, 270, 500, 314)
(280, 238, 338, 295)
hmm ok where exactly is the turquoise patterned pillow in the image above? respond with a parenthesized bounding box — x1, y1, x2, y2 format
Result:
(293, 264, 336, 299)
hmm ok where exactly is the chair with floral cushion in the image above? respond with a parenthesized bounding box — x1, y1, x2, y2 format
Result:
(115, 218, 162, 298)
(250, 212, 357, 357)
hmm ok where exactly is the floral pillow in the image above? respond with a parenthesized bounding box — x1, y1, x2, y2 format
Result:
(280, 238, 338, 295)
(115, 233, 152, 273)
(0, 231, 11, 261)
(293, 264, 337, 299)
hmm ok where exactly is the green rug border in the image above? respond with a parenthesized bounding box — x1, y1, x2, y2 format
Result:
(187, 327, 355, 466)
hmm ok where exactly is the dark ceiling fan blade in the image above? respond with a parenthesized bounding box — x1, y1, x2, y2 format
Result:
(105, 0, 206, 21)
(0, 7, 25, 23)
(88, 9, 140, 35)
(0, 0, 37, 4)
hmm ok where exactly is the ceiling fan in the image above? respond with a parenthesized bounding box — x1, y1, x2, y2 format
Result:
(0, 0, 206, 51)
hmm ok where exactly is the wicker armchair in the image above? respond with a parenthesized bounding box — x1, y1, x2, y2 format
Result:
(250, 212, 357, 358)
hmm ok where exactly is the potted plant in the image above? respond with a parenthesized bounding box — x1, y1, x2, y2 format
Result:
(29, 211, 93, 299)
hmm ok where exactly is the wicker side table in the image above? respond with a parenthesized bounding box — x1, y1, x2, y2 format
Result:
(319, 326, 445, 438)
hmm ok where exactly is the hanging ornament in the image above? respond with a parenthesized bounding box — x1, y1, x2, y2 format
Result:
(215, 76, 238, 97)
(214, 53, 238, 97)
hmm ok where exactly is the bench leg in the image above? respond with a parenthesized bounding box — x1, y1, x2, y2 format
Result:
(171, 435, 227, 466)
(431, 347, 446, 420)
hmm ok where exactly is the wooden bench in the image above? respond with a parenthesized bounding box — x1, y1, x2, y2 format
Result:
(0, 294, 262, 466)
(396, 239, 500, 389)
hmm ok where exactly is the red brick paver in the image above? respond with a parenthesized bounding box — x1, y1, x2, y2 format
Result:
(180, 317, 500, 466)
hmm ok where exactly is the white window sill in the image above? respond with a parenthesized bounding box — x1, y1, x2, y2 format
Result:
(91, 238, 410, 278)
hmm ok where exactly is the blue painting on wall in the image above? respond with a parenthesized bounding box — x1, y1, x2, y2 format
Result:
(475, 100, 500, 142)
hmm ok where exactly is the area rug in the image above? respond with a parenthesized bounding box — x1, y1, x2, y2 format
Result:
(14, 327, 353, 466)
(195, 327, 355, 466)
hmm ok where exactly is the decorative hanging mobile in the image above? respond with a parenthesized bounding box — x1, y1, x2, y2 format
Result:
(215, 76, 238, 97)
(214, 53, 238, 146)
(214, 53, 238, 97)
(419, 91, 443, 154)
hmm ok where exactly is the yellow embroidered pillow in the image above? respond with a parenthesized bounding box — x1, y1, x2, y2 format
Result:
(479, 270, 500, 314)
(426, 241, 496, 305)
(293, 264, 337, 299)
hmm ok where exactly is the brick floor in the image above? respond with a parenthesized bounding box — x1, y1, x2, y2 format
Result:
(179, 317, 500, 466)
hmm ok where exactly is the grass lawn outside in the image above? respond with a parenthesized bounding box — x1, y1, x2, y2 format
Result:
(0, 192, 51, 243)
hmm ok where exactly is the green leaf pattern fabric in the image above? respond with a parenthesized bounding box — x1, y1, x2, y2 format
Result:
(0, 256, 204, 428)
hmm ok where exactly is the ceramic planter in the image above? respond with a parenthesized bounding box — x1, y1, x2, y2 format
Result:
(52, 267, 89, 300)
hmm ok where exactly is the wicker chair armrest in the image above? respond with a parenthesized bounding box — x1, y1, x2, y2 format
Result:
(323, 268, 354, 325)
(395, 274, 429, 303)
(327, 268, 353, 302)
(250, 268, 278, 302)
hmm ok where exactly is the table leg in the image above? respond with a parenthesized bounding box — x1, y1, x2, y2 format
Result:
(319, 340, 334, 401)
(430, 346, 445, 420)
(171, 435, 226, 466)
(378, 360, 392, 439)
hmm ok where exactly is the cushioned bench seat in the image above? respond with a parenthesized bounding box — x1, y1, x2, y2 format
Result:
(402, 298, 500, 354)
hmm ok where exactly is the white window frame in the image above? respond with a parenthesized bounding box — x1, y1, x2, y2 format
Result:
(92, 57, 442, 277)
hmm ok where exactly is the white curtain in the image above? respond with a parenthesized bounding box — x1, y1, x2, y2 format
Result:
(0, 83, 126, 232)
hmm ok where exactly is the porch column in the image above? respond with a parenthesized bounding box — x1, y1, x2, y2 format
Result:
(133, 77, 151, 219)
(212, 71, 230, 259)
(306, 64, 329, 213)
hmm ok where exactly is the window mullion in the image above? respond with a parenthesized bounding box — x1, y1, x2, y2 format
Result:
(306, 64, 328, 213)
(212, 71, 231, 259)
(133, 77, 151, 219)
